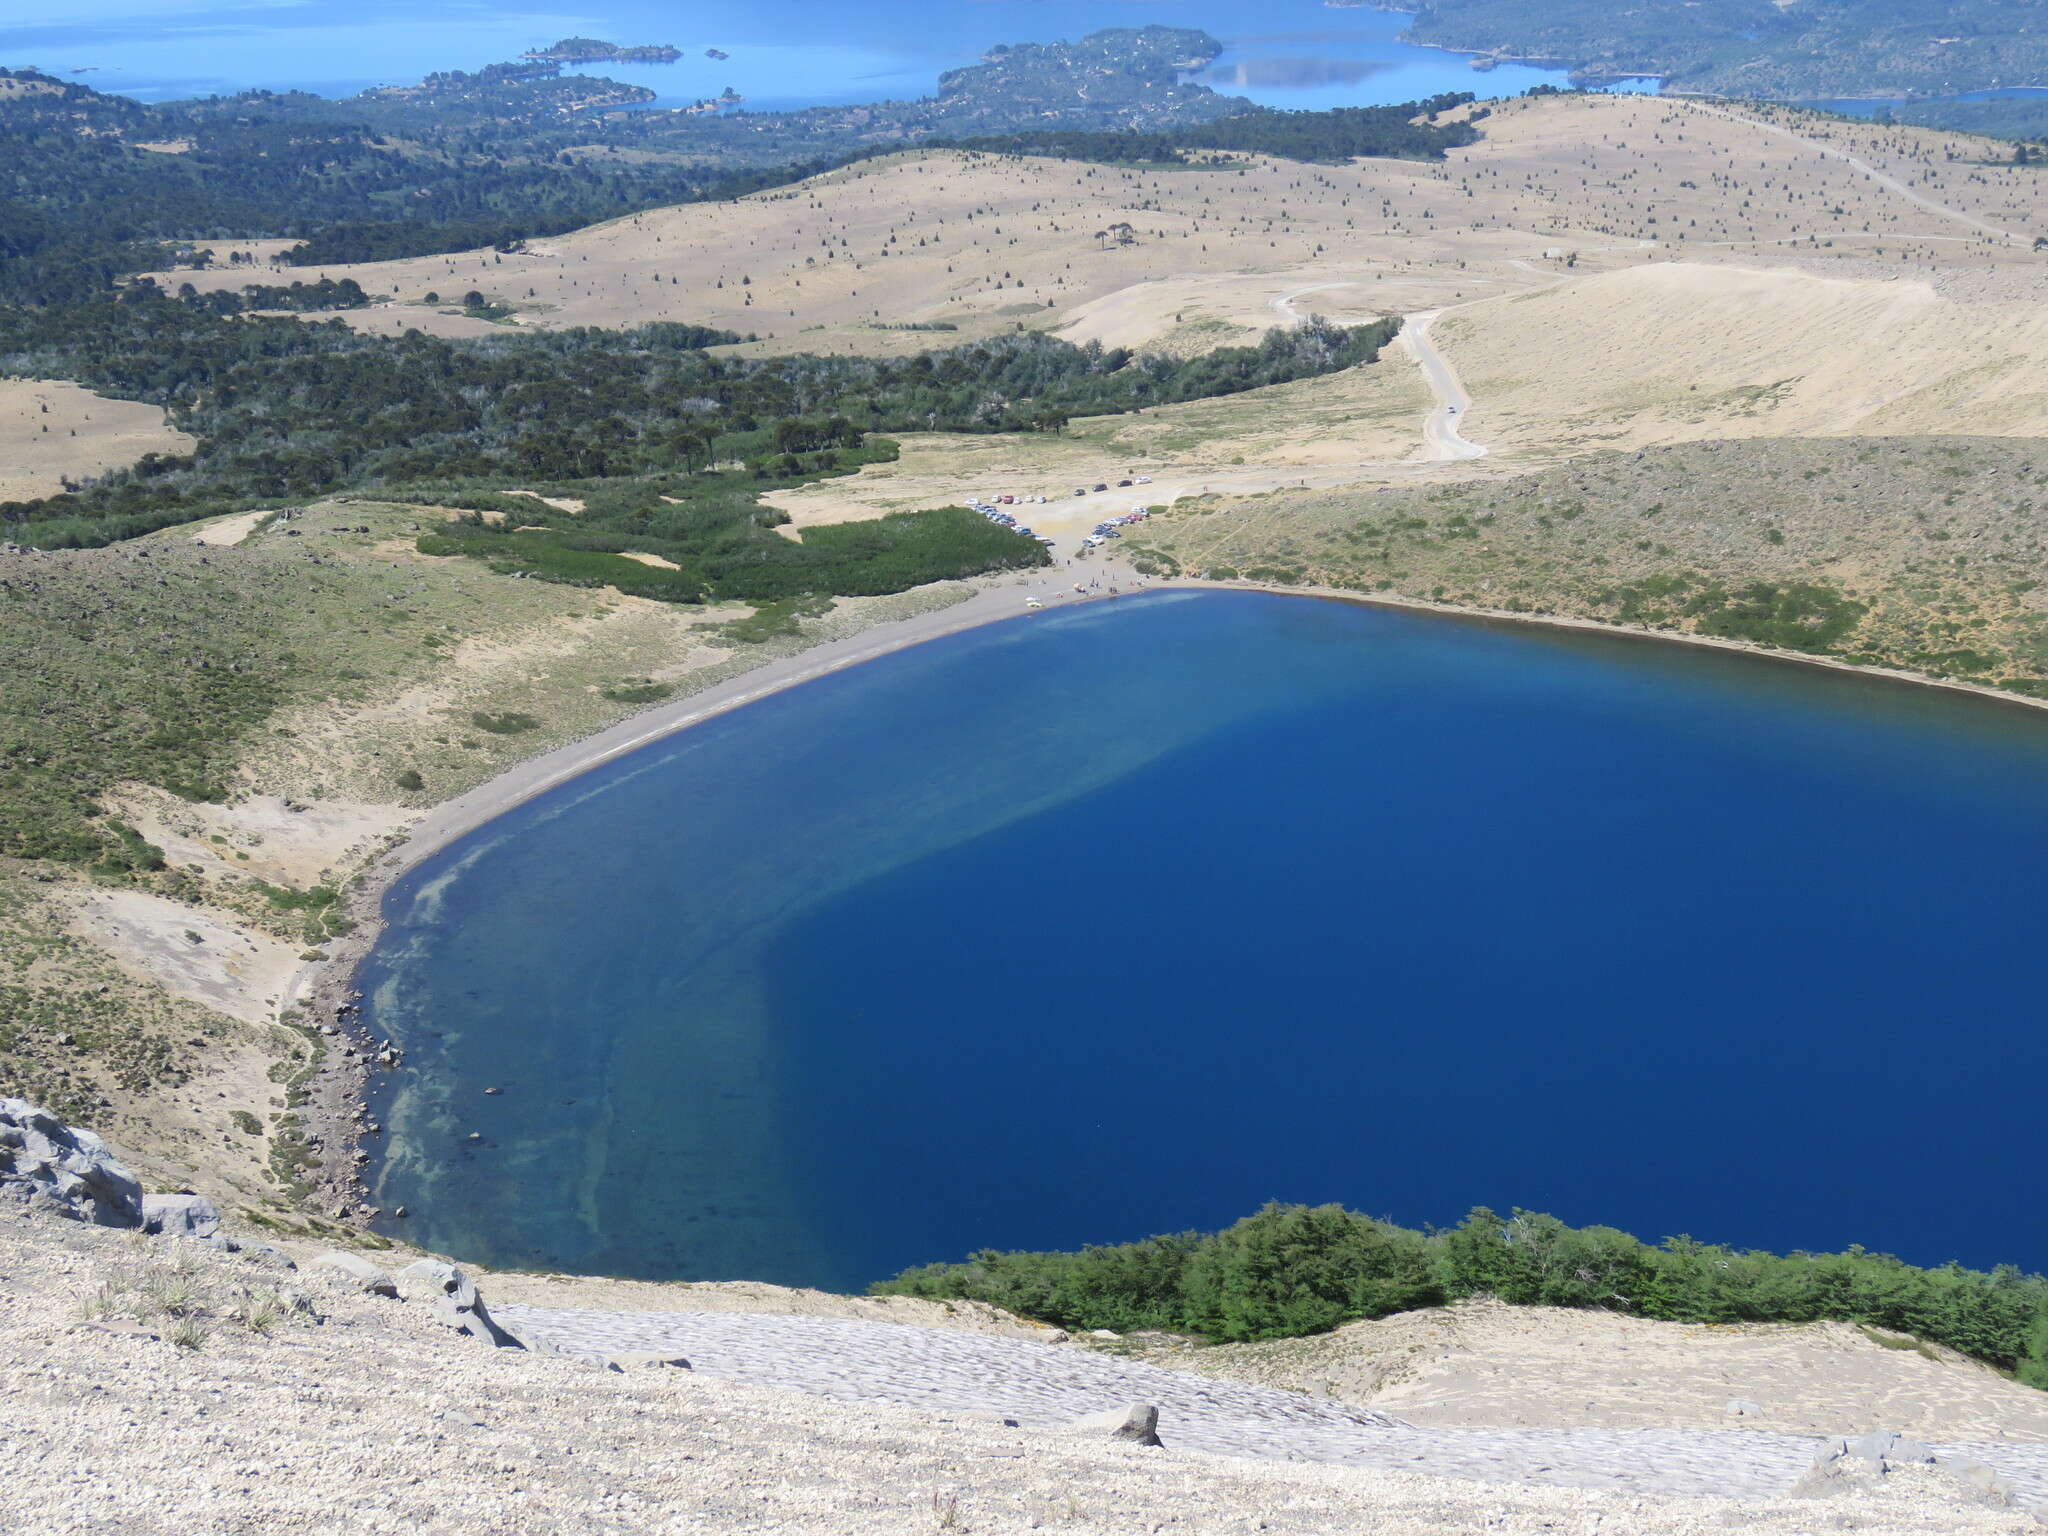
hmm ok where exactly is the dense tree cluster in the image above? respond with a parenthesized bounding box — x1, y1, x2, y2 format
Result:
(0, 291, 1395, 545)
(877, 1201, 2048, 1379)
(937, 96, 1481, 166)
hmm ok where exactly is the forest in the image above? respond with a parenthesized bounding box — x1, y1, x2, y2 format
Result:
(876, 1201, 2048, 1382)
(1403, 0, 2048, 99)
(936, 96, 1481, 167)
(1, 35, 1393, 603)
(0, 286, 1396, 548)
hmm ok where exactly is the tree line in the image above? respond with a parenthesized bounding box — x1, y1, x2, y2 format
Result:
(876, 1200, 2048, 1381)
(0, 288, 1396, 546)
(935, 96, 1482, 167)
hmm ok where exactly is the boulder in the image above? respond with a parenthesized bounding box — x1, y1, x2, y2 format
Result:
(1072, 1403, 1163, 1448)
(142, 1192, 220, 1239)
(1839, 1430, 1936, 1465)
(1723, 1398, 1764, 1418)
(312, 1250, 398, 1297)
(395, 1259, 477, 1309)
(392, 1259, 519, 1349)
(597, 1353, 692, 1372)
(429, 1292, 520, 1348)
(0, 1099, 142, 1227)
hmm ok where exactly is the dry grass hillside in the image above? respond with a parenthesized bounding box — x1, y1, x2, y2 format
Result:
(0, 378, 193, 502)
(0, 498, 978, 1216)
(1129, 435, 2048, 693)
(149, 93, 2048, 363)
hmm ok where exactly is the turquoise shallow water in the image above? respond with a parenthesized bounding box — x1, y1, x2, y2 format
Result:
(363, 592, 2048, 1292)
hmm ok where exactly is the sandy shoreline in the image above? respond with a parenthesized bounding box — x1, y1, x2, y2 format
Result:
(299, 566, 2048, 1220)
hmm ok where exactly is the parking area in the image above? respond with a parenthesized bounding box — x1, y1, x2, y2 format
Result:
(964, 475, 1161, 558)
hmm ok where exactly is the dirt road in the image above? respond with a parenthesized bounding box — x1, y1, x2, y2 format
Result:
(1679, 100, 2030, 246)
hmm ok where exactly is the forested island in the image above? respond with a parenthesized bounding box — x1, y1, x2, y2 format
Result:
(522, 38, 683, 66)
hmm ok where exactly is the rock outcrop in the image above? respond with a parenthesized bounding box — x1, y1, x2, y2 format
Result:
(0, 1097, 142, 1226)
(142, 1192, 221, 1238)
(397, 1258, 522, 1349)
(1793, 1429, 2024, 1509)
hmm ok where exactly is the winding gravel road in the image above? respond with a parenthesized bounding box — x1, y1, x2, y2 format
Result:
(1269, 283, 1487, 463)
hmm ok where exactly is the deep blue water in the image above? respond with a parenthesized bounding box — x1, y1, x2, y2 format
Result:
(362, 592, 2048, 1293)
(3, 0, 1639, 109)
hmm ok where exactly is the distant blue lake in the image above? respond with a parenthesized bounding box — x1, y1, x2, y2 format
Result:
(1797, 87, 2048, 120)
(362, 592, 2048, 1293)
(4, 0, 1641, 110)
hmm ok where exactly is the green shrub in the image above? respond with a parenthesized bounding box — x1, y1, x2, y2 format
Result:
(470, 712, 540, 735)
(1181, 1203, 1441, 1341)
(602, 682, 673, 704)
(1686, 580, 1866, 653)
(878, 1201, 2048, 1378)
(393, 768, 426, 791)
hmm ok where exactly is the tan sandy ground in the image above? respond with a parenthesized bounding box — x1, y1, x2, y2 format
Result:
(183, 508, 274, 547)
(0, 378, 193, 502)
(146, 93, 2048, 363)
(104, 785, 414, 891)
(3, 1213, 2038, 1536)
(1429, 260, 2048, 458)
(1127, 1299, 2048, 1442)
(763, 349, 1445, 535)
(61, 887, 302, 1029)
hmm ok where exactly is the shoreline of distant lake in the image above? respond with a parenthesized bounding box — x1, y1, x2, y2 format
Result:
(0, 1, 1637, 112)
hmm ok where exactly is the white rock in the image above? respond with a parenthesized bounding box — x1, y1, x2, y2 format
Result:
(396, 1258, 476, 1308)
(142, 1192, 220, 1239)
(312, 1250, 398, 1297)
